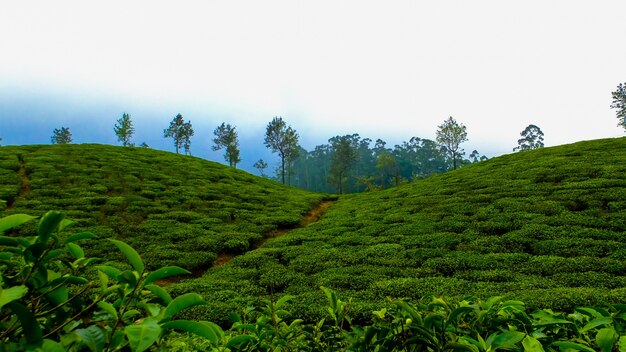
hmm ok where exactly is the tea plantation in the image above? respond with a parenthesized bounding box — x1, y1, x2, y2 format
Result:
(0, 144, 326, 273)
(172, 137, 626, 325)
(4, 139, 626, 350)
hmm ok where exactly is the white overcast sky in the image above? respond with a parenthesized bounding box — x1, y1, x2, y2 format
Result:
(1, 0, 625, 160)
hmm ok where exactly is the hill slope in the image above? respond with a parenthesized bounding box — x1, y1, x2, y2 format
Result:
(177, 137, 626, 324)
(0, 144, 326, 271)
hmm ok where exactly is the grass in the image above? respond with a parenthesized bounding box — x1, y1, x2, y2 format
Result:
(172, 137, 626, 324)
(0, 144, 326, 272)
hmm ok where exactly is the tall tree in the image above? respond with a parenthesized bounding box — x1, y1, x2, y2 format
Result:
(212, 122, 241, 168)
(113, 113, 134, 147)
(436, 116, 468, 170)
(264, 116, 299, 185)
(611, 83, 626, 130)
(163, 114, 193, 154)
(328, 135, 359, 194)
(514, 124, 544, 151)
(51, 127, 72, 144)
(253, 159, 268, 177)
(376, 151, 396, 189)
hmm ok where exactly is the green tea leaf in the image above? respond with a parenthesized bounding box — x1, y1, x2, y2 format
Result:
(97, 301, 118, 321)
(8, 301, 43, 347)
(161, 320, 223, 345)
(38, 211, 64, 244)
(493, 331, 525, 350)
(74, 325, 105, 352)
(96, 265, 122, 280)
(162, 293, 206, 321)
(66, 243, 84, 259)
(522, 335, 545, 352)
(581, 317, 612, 332)
(0, 236, 19, 246)
(552, 341, 595, 352)
(40, 339, 65, 352)
(64, 232, 97, 244)
(144, 266, 190, 285)
(226, 334, 256, 349)
(619, 336, 626, 352)
(144, 284, 172, 305)
(0, 285, 28, 309)
(0, 214, 36, 233)
(125, 319, 161, 352)
(596, 327, 617, 352)
(109, 239, 144, 273)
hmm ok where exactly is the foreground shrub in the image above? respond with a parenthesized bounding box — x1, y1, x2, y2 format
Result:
(0, 211, 221, 351)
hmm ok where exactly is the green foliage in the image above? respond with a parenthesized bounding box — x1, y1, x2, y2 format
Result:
(514, 124, 544, 151)
(212, 122, 241, 168)
(436, 116, 468, 169)
(264, 116, 299, 185)
(113, 112, 134, 147)
(0, 144, 324, 272)
(51, 127, 72, 144)
(611, 82, 626, 130)
(163, 114, 194, 155)
(0, 211, 221, 351)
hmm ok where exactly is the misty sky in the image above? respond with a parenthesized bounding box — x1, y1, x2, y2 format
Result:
(1, 1, 625, 172)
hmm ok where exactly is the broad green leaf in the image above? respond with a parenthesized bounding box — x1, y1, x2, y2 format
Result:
(161, 320, 223, 345)
(596, 327, 617, 352)
(124, 318, 161, 352)
(493, 331, 525, 350)
(8, 301, 43, 347)
(144, 284, 172, 305)
(577, 307, 604, 319)
(144, 266, 190, 285)
(446, 342, 479, 352)
(65, 232, 97, 244)
(58, 218, 74, 232)
(66, 243, 84, 259)
(38, 211, 65, 244)
(447, 306, 474, 326)
(24, 242, 47, 263)
(45, 285, 69, 306)
(552, 341, 595, 352)
(48, 275, 88, 287)
(162, 293, 207, 321)
(619, 336, 626, 352)
(522, 335, 545, 352)
(97, 301, 118, 321)
(581, 317, 612, 332)
(276, 294, 295, 309)
(0, 285, 28, 309)
(39, 339, 66, 352)
(96, 265, 122, 280)
(0, 236, 19, 246)
(109, 239, 144, 273)
(118, 270, 138, 287)
(0, 214, 36, 233)
(532, 310, 573, 326)
(74, 325, 105, 352)
(226, 334, 256, 349)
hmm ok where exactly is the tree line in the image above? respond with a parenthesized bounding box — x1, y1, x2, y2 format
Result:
(28, 81, 626, 193)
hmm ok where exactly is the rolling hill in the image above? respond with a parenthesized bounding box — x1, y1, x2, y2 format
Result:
(171, 137, 626, 324)
(0, 144, 327, 272)
(3, 139, 626, 327)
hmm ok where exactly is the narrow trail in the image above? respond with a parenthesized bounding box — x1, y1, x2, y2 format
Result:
(7, 154, 30, 208)
(157, 200, 335, 286)
(212, 200, 335, 266)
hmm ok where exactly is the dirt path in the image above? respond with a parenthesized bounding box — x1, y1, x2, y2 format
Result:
(157, 200, 335, 286)
(7, 154, 30, 208)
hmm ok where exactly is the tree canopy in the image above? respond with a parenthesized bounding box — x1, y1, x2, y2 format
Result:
(114, 112, 134, 147)
(264, 116, 299, 185)
(514, 124, 544, 151)
(51, 127, 73, 144)
(163, 114, 194, 154)
(212, 122, 241, 168)
(611, 83, 626, 130)
(435, 116, 468, 169)
(328, 135, 359, 194)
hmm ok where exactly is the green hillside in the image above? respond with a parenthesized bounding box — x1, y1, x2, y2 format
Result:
(175, 137, 626, 324)
(0, 144, 326, 272)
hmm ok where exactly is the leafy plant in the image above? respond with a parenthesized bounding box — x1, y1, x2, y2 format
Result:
(0, 211, 222, 351)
